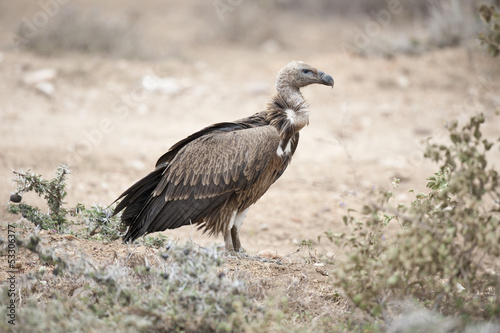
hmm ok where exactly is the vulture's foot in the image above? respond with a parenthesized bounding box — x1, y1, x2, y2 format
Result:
(223, 249, 246, 258)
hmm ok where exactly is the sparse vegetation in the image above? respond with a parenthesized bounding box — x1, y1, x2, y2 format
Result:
(8, 165, 124, 241)
(8, 165, 70, 231)
(140, 233, 169, 248)
(5, 167, 343, 331)
(74, 203, 124, 241)
(333, 113, 500, 324)
(0, 237, 280, 332)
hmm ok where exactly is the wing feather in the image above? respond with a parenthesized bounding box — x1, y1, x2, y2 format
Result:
(118, 123, 281, 241)
(162, 126, 280, 201)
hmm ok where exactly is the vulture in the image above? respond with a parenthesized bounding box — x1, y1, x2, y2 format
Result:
(113, 61, 334, 252)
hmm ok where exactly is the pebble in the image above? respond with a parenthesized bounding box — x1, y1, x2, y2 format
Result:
(142, 75, 180, 95)
(35, 82, 55, 97)
(22, 68, 57, 85)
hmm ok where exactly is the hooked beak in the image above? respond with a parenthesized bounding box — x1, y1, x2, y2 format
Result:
(318, 71, 334, 88)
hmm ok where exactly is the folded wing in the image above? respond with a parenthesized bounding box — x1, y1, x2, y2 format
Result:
(114, 122, 281, 241)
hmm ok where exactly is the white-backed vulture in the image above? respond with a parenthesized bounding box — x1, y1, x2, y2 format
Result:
(113, 61, 334, 252)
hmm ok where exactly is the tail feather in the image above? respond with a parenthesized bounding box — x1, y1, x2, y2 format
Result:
(113, 166, 165, 241)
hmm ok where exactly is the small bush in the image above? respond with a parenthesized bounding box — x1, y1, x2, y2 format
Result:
(140, 233, 169, 248)
(8, 165, 70, 231)
(334, 113, 500, 320)
(7, 165, 124, 241)
(73, 203, 125, 241)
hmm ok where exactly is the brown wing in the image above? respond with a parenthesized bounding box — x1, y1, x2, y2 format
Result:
(115, 124, 281, 241)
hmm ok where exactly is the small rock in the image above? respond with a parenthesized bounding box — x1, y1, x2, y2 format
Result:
(397, 75, 409, 88)
(256, 249, 280, 260)
(258, 223, 269, 231)
(22, 68, 57, 85)
(142, 75, 180, 95)
(63, 234, 77, 241)
(35, 82, 55, 97)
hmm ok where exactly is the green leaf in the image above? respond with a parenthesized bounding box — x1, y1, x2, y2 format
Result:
(361, 205, 372, 215)
(416, 193, 427, 200)
(483, 139, 494, 151)
(450, 133, 461, 144)
(474, 127, 482, 139)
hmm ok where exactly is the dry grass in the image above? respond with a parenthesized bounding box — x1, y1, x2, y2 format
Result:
(0, 227, 354, 332)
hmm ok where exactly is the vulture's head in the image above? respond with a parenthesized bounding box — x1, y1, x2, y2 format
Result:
(276, 61, 334, 90)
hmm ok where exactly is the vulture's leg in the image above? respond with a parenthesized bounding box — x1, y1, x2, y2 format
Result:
(231, 208, 249, 253)
(223, 209, 249, 253)
(231, 226, 241, 252)
(224, 228, 235, 251)
(223, 211, 238, 252)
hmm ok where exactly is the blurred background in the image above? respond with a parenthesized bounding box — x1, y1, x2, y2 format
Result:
(0, 0, 499, 252)
(1, 0, 496, 58)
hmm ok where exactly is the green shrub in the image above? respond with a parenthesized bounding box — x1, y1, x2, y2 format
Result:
(334, 113, 500, 319)
(8, 165, 70, 231)
(72, 203, 125, 241)
(140, 234, 169, 248)
(7, 165, 124, 241)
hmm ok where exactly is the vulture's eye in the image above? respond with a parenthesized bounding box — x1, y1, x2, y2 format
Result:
(302, 69, 312, 75)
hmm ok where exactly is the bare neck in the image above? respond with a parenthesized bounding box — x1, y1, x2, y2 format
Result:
(276, 82, 306, 110)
